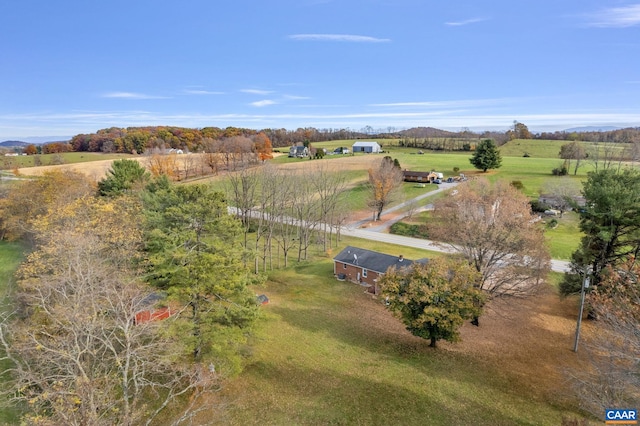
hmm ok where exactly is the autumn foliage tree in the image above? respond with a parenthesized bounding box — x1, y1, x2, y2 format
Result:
(368, 156, 404, 221)
(23, 144, 37, 155)
(0, 170, 95, 243)
(254, 132, 273, 161)
(429, 179, 550, 297)
(0, 194, 214, 425)
(379, 258, 486, 348)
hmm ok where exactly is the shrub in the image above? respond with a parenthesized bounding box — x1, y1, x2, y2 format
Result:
(510, 180, 524, 191)
(552, 165, 568, 176)
(390, 222, 429, 239)
(530, 200, 550, 213)
(453, 167, 460, 174)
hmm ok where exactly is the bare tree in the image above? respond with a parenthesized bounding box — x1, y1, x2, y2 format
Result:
(202, 137, 222, 174)
(559, 141, 586, 175)
(0, 196, 215, 425)
(309, 163, 348, 252)
(429, 179, 550, 297)
(220, 136, 255, 171)
(367, 157, 404, 221)
(588, 141, 623, 172)
(226, 167, 260, 249)
(540, 178, 582, 217)
(567, 257, 640, 417)
(272, 174, 299, 268)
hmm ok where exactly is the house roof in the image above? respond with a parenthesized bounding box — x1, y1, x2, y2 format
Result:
(333, 246, 421, 274)
(352, 141, 381, 147)
(403, 170, 433, 178)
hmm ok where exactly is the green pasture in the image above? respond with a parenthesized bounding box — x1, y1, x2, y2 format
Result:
(3, 152, 134, 168)
(0, 242, 25, 424)
(219, 236, 585, 425)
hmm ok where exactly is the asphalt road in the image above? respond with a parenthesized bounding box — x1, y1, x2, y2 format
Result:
(342, 182, 572, 274)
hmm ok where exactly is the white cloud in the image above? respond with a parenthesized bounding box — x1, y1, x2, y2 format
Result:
(241, 89, 274, 95)
(251, 100, 277, 107)
(183, 89, 224, 95)
(371, 98, 511, 108)
(587, 4, 640, 28)
(102, 92, 168, 99)
(445, 17, 487, 26)
(283, 94, 311, 100)
(3, 109, 640, 138)
(288, 34, 390, 43)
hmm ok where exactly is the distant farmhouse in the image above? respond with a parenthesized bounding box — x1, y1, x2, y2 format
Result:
(288, 145, 310, 158)
(351, 141, 381, 153)
(333, 246, 427, 295)
(402, 170, 444, 183)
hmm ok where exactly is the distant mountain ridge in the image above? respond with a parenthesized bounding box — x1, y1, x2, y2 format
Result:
(0, 140, 30, 147)
(563, 126, 622, 133)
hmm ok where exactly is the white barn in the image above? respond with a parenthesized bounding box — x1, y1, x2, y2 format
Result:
(352, 141, 381, 153)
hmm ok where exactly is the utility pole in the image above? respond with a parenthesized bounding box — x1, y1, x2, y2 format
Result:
(573, 269, 591, 352)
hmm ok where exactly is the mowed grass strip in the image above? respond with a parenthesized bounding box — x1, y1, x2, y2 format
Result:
(215, 239, 585, 425)
(0, 241, 25, 423)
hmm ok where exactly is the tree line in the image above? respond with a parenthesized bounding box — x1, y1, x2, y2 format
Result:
(0, 165, 265, 424)
(14, 122, 640, 159)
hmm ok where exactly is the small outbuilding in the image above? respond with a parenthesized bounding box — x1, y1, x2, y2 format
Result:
(351, 141, 381, 153)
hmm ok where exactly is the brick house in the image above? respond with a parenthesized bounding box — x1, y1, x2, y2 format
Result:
(333, 246, 427, 294)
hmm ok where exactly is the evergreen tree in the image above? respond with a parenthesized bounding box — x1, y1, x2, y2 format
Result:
(560, 168, 640, 295)
(469, 139, 502, 172)
(98, 158, 150, 196)
(143, 182, 259, 372)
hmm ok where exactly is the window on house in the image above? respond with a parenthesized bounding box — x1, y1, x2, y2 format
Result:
(362, 269, 368, 278)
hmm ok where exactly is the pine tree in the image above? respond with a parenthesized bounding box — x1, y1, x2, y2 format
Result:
(469, 139, 502, 172)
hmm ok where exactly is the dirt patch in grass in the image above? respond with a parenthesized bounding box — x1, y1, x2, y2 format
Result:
(338, 283, 589, 403)
(446, 287, 590, 401)
(17, 157, 149, 181)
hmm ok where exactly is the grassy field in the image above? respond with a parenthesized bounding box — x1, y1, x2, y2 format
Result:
(0, 242, 25, 424)
(8, 142, 589, 260)
(209, 236, 590, 425)
(3, 152, 134, 169)
(1, 142, 597, 424)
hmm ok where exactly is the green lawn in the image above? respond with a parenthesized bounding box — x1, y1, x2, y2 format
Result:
(543, 212, 582, 260)
(0, 241, 25, 424)
(216, 237, 586, 425)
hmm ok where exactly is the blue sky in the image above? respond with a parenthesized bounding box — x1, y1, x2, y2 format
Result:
(1, 0, 640, 141)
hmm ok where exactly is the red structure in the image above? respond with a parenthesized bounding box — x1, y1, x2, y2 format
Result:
(134, 307, 172, 324)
